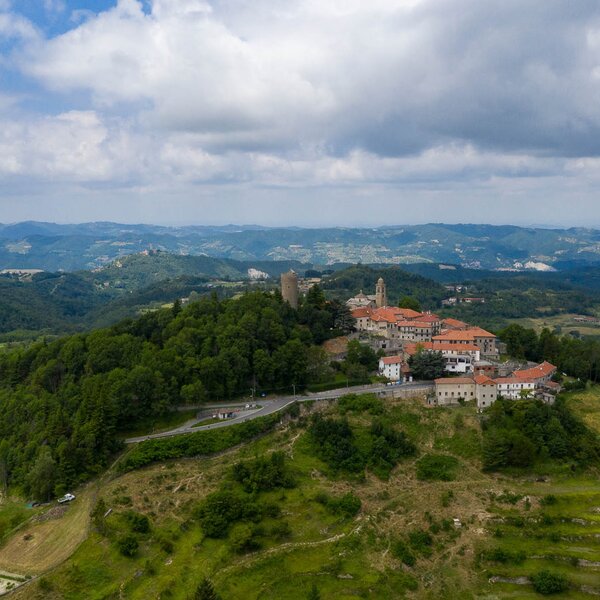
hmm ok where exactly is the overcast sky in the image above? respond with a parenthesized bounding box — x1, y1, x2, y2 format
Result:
(1, 0, 600, 227)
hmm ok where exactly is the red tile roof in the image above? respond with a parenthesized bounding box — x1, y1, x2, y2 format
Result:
(380, 355, 403, 365)
(351, 307, 372, 318)
(495, 377, 535, 384)
(396, 320, 434, 328)
(474, 374, 496, 385)
(433, 327, 496, 342)
(513, 361, 556, 380)
(442, 318, 469, 329)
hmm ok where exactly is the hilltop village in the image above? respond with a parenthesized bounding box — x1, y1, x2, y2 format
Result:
(281, 271, 560, 409)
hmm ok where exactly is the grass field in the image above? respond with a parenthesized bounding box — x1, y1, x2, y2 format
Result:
(4, 389, 600, 599)
(511, 313, 600, 337)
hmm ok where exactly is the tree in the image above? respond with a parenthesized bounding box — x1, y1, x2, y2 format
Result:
(27, 446, 57, 501)
(398, 295, 421, 312)
(193, 578, 221, 600)
(531, 570, 569, 595)
(307, 583, 321, 600)
(408, 351, 446, 380)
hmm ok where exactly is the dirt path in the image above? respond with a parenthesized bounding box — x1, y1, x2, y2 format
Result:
(0, 488, 92, 576)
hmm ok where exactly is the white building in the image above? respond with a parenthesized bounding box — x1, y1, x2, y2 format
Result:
(495, 377, 536, 400)
(379, 355, 403, 381)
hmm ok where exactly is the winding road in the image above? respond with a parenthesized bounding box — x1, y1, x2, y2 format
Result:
(124, 381, 432, 444)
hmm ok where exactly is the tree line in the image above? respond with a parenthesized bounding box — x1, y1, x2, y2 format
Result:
(0, 289, 349, 500)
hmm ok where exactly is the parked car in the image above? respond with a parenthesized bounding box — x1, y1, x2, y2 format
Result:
(58, 493, 76, 504)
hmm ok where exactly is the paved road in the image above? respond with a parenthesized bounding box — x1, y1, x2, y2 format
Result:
(124, 382, 431, 444)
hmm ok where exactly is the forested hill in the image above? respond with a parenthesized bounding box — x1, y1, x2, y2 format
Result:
(0, 253, 310, 338)
(0, 289, 349, 500)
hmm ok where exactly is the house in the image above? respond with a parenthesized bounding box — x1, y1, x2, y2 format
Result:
(495, 377, 536, 400)
(379, 355, 404, 381)
(512, 361, 557, 386)
(433, 377, 476, 405)
(474, 374, 497, 408)
(404, 341, 480, 373)
(432, 327, 498, 357)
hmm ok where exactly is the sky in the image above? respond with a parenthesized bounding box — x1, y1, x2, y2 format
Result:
(1, 0, 600, 227)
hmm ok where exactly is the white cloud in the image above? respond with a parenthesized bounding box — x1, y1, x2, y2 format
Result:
(1, 0, 600, 224)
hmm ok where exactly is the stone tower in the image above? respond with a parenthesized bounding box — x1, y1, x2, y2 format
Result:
(281, 270, 299, 309)
(375, 277, 387, 308)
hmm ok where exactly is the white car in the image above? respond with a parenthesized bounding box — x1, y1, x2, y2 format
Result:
(57, 493, 76, 504)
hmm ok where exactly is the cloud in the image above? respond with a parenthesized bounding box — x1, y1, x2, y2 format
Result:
(1, 0, 600, 225)
(19, 0, 600, 160)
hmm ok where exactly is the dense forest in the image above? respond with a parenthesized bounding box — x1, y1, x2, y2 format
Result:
(0, 289, 349, 500)
(482, 398, 600, 470)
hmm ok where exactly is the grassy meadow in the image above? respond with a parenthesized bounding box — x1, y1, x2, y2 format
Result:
(1, 388, 599, 599)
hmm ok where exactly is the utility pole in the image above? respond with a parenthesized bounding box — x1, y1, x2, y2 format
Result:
(293, 383, 296, 398)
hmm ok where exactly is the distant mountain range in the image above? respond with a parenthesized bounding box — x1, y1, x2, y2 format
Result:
(2, 221, 600, 272)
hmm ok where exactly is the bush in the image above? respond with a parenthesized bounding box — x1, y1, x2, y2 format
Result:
(531, 570, 569, 595)
(195, 490, 260, 538)
(483, 547, 526, 565)
(337, 394, 384, 415)
(117, 534, 139, 557)
(392, 540, 416, 567)
(416, 454, 459, 481)
(232, 452, 295, 493)
(408, 530, 433, 556)
(315, 492, 361, 518)
(124, 511, 151, 534)
(540, 494, 558, 506)
(229, 523, 260, 554)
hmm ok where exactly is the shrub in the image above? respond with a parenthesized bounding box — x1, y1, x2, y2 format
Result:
(229, 523, 260, 554)
(315, 492, 361, 518)
(531, 570, 569, 595)
(483, 548, 526, 565)
(195, 490, 261, 538)
(232, 452, 295, 493)
(408, 530, 433, 556)
(540, 494, 558, 506)
(124, 511, 151, 534)
(392, 540, 416, 567)
(117, 534, 139, 557)
(337, 394, 384, 415)
(416, 454, 459, 481)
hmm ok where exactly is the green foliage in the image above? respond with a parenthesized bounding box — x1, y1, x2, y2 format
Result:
(337, 393, 384, 415)
(315, 492, 362, 518)
(540, 494, 558, 506)
(482, 547, 526, 564)
(0, 291, 335, 495)
(343, 341, 379, 379)
(117, 534, 139, 557)
(195, 490, 261, 538)
(120, 413, 281, 472)
(229, 523, 261, 554)
(391, 540, 416, 567)
(232, 452, 295, 493)
(306, 583, 321, 600)
(308, 410, 415, 477)
(530, 570, 569, 595)
(192, 577, 222, 600)
(408, 351, 446, 381)
(398, 295, 422, 312)
(408, 530, 433, 556)
(416, 454, 459, 481)
(308, 415, 364, 473)
(482, 398, 600, 470)
(124, 511, 151, 534)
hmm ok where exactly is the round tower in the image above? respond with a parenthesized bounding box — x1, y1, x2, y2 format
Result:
(281, 270, 299, 309)
(375, 277, 387, 308)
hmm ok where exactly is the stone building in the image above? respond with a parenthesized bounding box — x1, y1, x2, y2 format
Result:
(280, 270, 299, 309)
